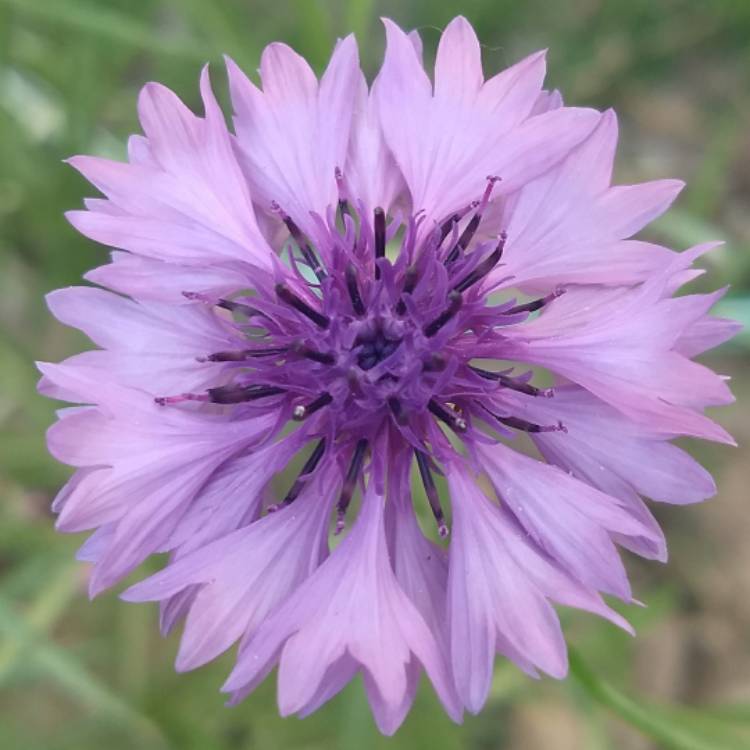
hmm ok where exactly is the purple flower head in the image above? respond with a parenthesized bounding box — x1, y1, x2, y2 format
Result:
(41, 16, 738, 734)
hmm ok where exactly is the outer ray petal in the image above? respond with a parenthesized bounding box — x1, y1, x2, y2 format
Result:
(476, 441, 656, 599)
(123, 465, 335, 671)
(222, 483, 462, 734)
(446, 463, 631, 712)
(375, 18, 599, 228)
(67, 68, 274, 272)
(228, 35, 361, 241)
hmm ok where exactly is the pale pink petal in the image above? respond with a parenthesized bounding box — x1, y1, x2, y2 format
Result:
(228, 36, 360, 240)
(433, 16, 483, 102)
(476, 441, 654, 599)
(344, 74, 405, 215)
(446, 463, 630, 712)
(222, 483, 462, 734)
(496, 386, 716, 507)
(85, 252, 250, 303)
(375, 18, 598, 228)
(491, 111, 680, 290)
(46, 286, 238, 392)
(67, 69, 274, 271)
(123, 466, 335, 670)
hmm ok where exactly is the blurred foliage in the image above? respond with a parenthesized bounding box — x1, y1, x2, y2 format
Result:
(0, 1, 749, 748)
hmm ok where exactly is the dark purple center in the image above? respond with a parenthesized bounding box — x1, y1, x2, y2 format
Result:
(158, 178, 565, 535)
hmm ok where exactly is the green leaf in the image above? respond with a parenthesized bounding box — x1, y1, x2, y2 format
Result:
(0, 576, 169, 748)
(0, 0, 210, 61)
(569, 648, 750, 750)
(0, 562, 79, 681)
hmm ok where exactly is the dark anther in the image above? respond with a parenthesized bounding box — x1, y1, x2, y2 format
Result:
(273, 202, 327, 281)
(444, 176, 500, 265)
(415, 450, 449, 538)
(428, 399, 468, 433)
(444, 208, 484, 265)
(292, 392, 333, 421)
(155, 385, 284, 406)
(452, 233, 507, 293)
(490, 413, 567, 434)
(345, 263, 366, 316)
(335, 439, 368, 534)
(469, 366, 554, 398)
(275, 284, 330, 329)
(335, 167, 350, 222)
(422, 353, 448, 372)
(207, 384, 285, 404)
(395, 264, 419, 315)
(291, 343, 335, 365)
(216, 298, 262, 318)
(206, 347, 287, 362)
(423, 290, 463, 338)
(505, 288, 565, 316)
(444, 244, 461, 267)
(403, 264, 418, 295)
(445, 214, 481, 265)
(374, 207, 386, 261)
(388, 397, 408, 425)
(437, 213, 460, 247)
(274, 438, 327, 508)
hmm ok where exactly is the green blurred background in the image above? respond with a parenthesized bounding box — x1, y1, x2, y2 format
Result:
(1, 1, 749, 748)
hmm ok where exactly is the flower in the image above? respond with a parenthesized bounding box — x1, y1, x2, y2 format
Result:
(41, 15, 738, 734)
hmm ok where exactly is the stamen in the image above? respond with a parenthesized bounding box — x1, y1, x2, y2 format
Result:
(154, 384, 285, 406)
(335, 439, 368, 534)
(428, 399, 468, 433)
(395, 264, 419, 315)
(470, 366, 554, 398)
(374, 207, 386, 261)
(445, 176, 500, 264)
(154, 392, 209, 406)
(216, 298, 262, 318)
(207, 384, 286, 404)
(437, 213, 460, 247)
(345, 263, 366, 316)
(452, 232, 507, 293)
(271, 438, 327, 510)
(291, 343, 335, 365)
(505, 287, 565, 316)
(272, 201, 327, 281)
(423, 290, 462, 337)
(293, 392, 333, 421)
(491, 413, 567, 434)
(388, 397, 407, 425)
(415, 450, 449, 538)
(183, 292, 264, 320)
(205, 347, 286, 362)
(275, 284, 330, 329)
(335, 167, 351, 221)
